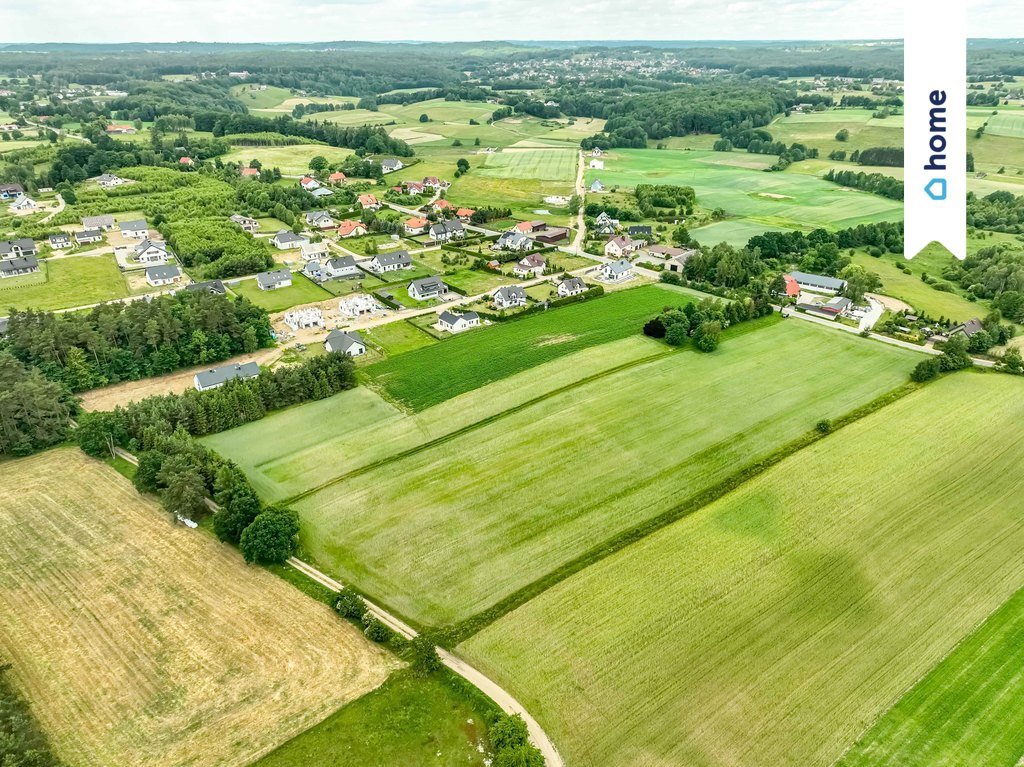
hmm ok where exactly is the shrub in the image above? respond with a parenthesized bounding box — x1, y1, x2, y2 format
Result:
(815, 419, 833, 434)
(362, 615, 392, 643)
(410, 635, 443, 675)
(910, 357, 941, 382)
(334, 587, 366, 620)
(664, 323, 689, 346)
(239, 506, 300, 564)
(643, 318, 666, 338)
(693, 321, 721, 352)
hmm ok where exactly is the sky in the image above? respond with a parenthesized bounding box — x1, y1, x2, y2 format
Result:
(0, 0, 1017, 44)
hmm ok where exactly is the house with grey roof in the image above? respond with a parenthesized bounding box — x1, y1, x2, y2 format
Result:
(0, 183, 24, 200)
(256, 269, 293, 291)
(305, 210, 335, 229)
(0, 239, 36, 258)
(492, 285, 528, 310)
(324, 329, 366, 356)
(438, 310, 480, 333)
(185, 279, 226, 295)
(788, 271, 847, 295)
(310, 187, 334, 198)
(82, 214, 115, 230)
(380, 158, 405, 173)
(134, 239, 171, 264)
(271, 230, 309, 250)
(599, 259, 634, 283)
(428, 219, 465, 243)
(513, 253, 547, 279)
(323, 256, 360, 280)
(145, 264, 182, 287)
(0, 256, 40, 279)
(9, 194, 36, 212)
(119, 219, 149, 239)
(557, 276, 587, 297)
(408, 275, 449, 301)
(367, 250, 412, 273)
(950, 318, 985, 338)
(193, 361, 261, 391)
(494, 231, 532, 252)
(48, 233, 72, 250)
(76, 229, 104, 245)
(230, 214, 259, 232)
(96, 173, 126, 188)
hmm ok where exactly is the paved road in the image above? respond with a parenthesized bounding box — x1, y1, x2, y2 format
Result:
(286, 557, 565, 767)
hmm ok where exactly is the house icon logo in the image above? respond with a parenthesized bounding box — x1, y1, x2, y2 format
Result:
(925, 178, 947, 201)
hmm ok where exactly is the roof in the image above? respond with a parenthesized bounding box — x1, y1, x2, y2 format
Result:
(195, 361, 260, 389)
(329, 171, 347, 181)
(434, 199, 454, 210)
(405, 217, 429, 228)
(561, 276, 586, 290)
(0, 238, 34, 254)
(373, 250, 411, 266)
(381, 158, 403, 168)
(953, 318, 985, 337)
(627, 225, 652, 235)
(518, 253, 546, 268)
(76, 229, 102, 240)
(119, 219, 147, 232)
(358, 193, 379, 205)
(410, 276, 447, 293)
(439, 310, 479, 325)
(494, 285, 527, 301)
(606, 259, 632, 275)
(515, 220, 545, 233)
(135, 238, 168, 253)
(607, 235, 633, 249)
(456, 208, 475, 217)
(82, 214, 114, 228)
(146, 265, 181, 281)
(327, 256, 357, 270)
(48, 232, 70, 243)
(430, 219, 464, 235)
(257, 269, 292, 289)
(185, 279, 226, 295)
(0, 256, 38, 273)
(240, 167, 260, 176)
(325, 329, 364, 353)
(789, 271, 847, 291)
(230, 213, 256, 224)
(273, 230, 306, 244)
(311, 187, 334, 197)
(337, 220, 365, 236)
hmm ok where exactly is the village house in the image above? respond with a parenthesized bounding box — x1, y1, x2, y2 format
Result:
(300, 176, 321, 191)
(429, 219, 465, 243)
(271, 230, 309, 250)
(105, 124, 136, 135)
(599, 259, 634, 283)
(405, 217, 429, 235)
(787, 271, 847, 295)
(48, 233, 72, 250)
(368, 250, 412, 273)
(240, 167, 260, 178)
(179, 157, 195, 167)
(589, 158, 604, 170)
(96, 173, 127, 188)
(665, 251, 695, 273)
(82, 214, 115, 231)
(433, 199, 455, 214)
(590, 179, 606, 193)
(76, 229, 104, 245)
(381, 158, 405, 174)
(324, 329, 366, 356)
(357, 193, 381, 211)
(323, 256, 360, 280)
(283, 307, 324, 330)
(422, 176, 449, 191)
(593, 212, 619, 235)
(0, 256, 40, 279)
(328, 171, 347, 184)
(134, 240, 172, 264)
(438, 310, 480, 333)
(185, 279, 226, 295)
(119, 219, 149, 239)
(408, 275, 450, 301)
(557, 276, 587, 297)
(256, 269, 293, 291)
(0, 239, 37, 258)
(0, 183, 24, 200)
(145, 264, 182, 287)
(494, 231, 532, 252)
(9, 195, 37, 212)
(493, 285, 528, 310)
(300, 240, 330, 261)
(515, 220, 547, 235)
(336, 220, 367, 239)
(403, 181, 426, 196)
(457, 208, 475, 221)
(230, 214, 260, 232)
(627, 225, 652, 243)
(310, 187, 334, 199)
(950, 318, 985, 338)
(305, 210, 335, 230)
(513, 253, 547, 279)
(604, 235, 635, 259)
(193, 361, 260, 392)
(590, 147, 603, 157)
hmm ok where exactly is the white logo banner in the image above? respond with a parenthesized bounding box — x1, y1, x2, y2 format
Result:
(904, 0, 967, 260)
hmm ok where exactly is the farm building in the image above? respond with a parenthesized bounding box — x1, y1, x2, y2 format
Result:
(145, 265, 182, 287)
(193, 361, 261, 391)
(325, 329, 366, 356)
(514, 220, 547, 234)
(438, 310, 480, 333)
(310, 187, 334, 199)
(532, 227, 569, 245)
(257, 269, 293, 290)
(409, 276, 450, 301)
(493, 285, 528, 310)
(788, 271, 847, 294)
(797, 296, 853, 320)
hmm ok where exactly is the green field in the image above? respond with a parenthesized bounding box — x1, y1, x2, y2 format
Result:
(852, 251, 980, 322)
(230, 84, 294, 110)
(837, 588, 1024, 767)
(475, 148, 576, 181)
(222, 144, 354, 175)
(0, 255, 130, 312)
(460, 372, 1024, 767)
(769, 108, 904, 155)
(362, 319, 439, 356)
(364, 284, 697, 410)
(981, 109, 1024, 138)
(230, 272, 332, 312)
(288, 320, 915, 626)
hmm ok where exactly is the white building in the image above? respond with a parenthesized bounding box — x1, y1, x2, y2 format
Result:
(283, 307, 324, 330)
(438, 310, 480, 333)
(325, 329, 366, 356)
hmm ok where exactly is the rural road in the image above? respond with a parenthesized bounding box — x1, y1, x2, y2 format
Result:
(286, 556, 565, 767)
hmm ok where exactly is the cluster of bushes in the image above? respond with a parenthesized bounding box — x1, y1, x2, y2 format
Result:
(945, 242, 1024, 318)
(824, 169, 904, 201)
(161, 217, 275, 278)
(3, 291, 273, 392)
(0, 663, 65, 767)
(634, 184, 695, 218)
(849, 146, 905, 167)
(643, 293, 773, 351)
(0, 351, 77, 457)
(966, 190, 1024, 234)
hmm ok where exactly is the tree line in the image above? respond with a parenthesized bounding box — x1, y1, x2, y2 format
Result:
(643, 293, 774, 351)
(824, 169, 904, 200)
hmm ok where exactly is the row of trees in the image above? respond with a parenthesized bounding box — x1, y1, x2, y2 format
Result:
(643, 293, 774, 351)
(824, 169, 904, 200)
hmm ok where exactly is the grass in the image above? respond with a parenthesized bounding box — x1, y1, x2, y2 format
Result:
(0, 448, 397, 767)
(222, 144, 354, 175)
(475, 147, 576, 181)
(253, 670, 493, 767)
(292, 319, 916, 626)
(364, 284, 696, 411)
(0, 254, 130, 312)
(459, 372, 1024, 767)
(230, 84, 295, 109)
(363, 318, 439, 356)
(836, 588, 1024, 767)
(231, 272, 332, 312)
(769, 107, 905, 155)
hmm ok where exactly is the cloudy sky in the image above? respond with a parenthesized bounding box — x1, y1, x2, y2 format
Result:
(0, 0, 1016, 43)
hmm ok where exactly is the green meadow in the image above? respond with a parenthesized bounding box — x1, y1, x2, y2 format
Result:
(0, 255, 130, 311)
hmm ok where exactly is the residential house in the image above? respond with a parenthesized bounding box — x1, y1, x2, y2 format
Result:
(593, 211, 618, 235)
(494, 231, 532, 252)
(76, 229, 103, 245)
(627, 225, 652, 242)
(240, 167, 260, 178)
(422, 176, 448, 190)
(513, 253, 546, 278)
(0, 256, 40, 279)
(604, 235, 635, 259)
(492, 285, 528, 310)
(0, 239, 36, 258)
(367, 251, 412, 273)
(599, 259, 634, 283)
(82, 214, 115, 231)
(456, 208, 475, 221)
(135, 239, 171, 264)
(336, 220, 367, 238)
(357, 193, 381, 211)
(119, 219, 149, 239)
(193, 361, 260, 391)
(48, 233, 72, 250)
(328, 171, 347, 184)
(96, 173, 126, 188)
(433, 199, 455, 214)
(9, 195, 36, 212)
(271, 230, 309, 250)
(300, 240, 330, 261)
(324, 329, 366, 356)
(438, 310, 480, 333)
(104, 124, 136, 134)
(429, 219, 465, 243)
(230, 214, 259, 232)
(323, 256, 360, 280)
(514, 220, 547, 234)
(557, 276, 587, 297)
(408, 276, 449, 301)
(185, 279, 226, 295)
(381, 158, 405, 174)
(405, 217, 429, 235)
(0, 183, 24, 200)
(311, 187, 334, 199)
(590, 147, 603, 157)
(950, 318, 985, 338)
(590, 179, 605, 193)
(305, 210, 335, 230)
(283, 307, 324, 330)
(257, 269, 293, 290)
(788, 271, 847, 294)
(179, 157, 194, 166)
(403, 181, 426, 196)
(145, 264, 182, 287)
(300, 176, 321, 191)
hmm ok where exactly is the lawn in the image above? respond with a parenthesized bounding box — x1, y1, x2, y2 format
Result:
(231, 272, 332, 312)
(222, 144, 354, 175)
(0, 449, 396, 767)
(364, 284, 697, 410)
(852, 251, 981, 322)
(363, 318, 440, 356)
(294, 320, 916, 626)
(459, 372, 1024, 767)
(836, 588, 1024, 767)
(0, 254, 130, 312)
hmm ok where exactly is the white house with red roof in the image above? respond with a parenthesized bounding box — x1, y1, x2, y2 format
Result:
(300, 176, 321, 191)
(337, 220, 368, 238)
(358, 193, 381, 210)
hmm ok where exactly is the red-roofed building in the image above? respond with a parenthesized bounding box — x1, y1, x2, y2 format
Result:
(105, 124, 136, 134)
(241, 167, 260, 177)
(404, 217, 429, 235)
(328, 171, 347, 184)
(433, 199, 454, 212)
(456, 208, 475, 221)
(357, 193, 380, 210)
(300, 176, 320, 191)
(782, 274, 800, 297)
(337, 220, 368, 238)
(179, 156, 195, 166)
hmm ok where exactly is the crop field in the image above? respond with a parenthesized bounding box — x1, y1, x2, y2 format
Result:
(689, 219, 790, 246)
(0, 254, 130, 311)
(0, 449, 397, 767)
(837, 588, 1024, 767)
(363, 318, 439, 356)
(981, 109, 1024, 138)
(476, 148, 577, 181)
(460, 372, 1024, 767)
(969, 131, 1024, 173)
(222, 144, 354, 175)
(364, 284, 698, 410)
(587, 149, 902, 234)
(291, 320, 916, 626)
(231, 272, 332, 312)
(769, 108, 905, 154)
(381, 98, 496, 124)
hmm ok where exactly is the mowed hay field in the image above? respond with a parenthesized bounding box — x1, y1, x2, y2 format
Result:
(294, 320, 916, 625)
(221, 143, 354, 175)
(459, 372, 1024, 767)
(837, 588, 1024, 767)
(0, 449, 398, 767)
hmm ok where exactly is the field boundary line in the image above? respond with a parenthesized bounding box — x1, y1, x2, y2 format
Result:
(442, 378, 929, 645)
(282, 348, 676, 504)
